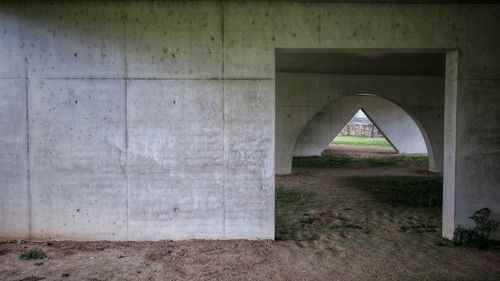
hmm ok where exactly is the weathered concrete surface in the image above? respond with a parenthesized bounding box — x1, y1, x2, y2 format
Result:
(0, 3, 24, 78)
(224, 3, 274, 79)
(23, 1, 125, 79)
(276, 73, 444, 175)
(293, 94, 428, 158)
(0, 79, 28, 239)
(126, 2, 222, 79)
(0, 1, 499, 240)
(127, 80, 224, 240)
(454, 79, 500, 239)
(223, 80, 275, 239)
(28, 79, 128, 240)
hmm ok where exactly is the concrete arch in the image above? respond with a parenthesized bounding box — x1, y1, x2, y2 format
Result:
(288, 94, 435, 173)
(275, 73, 445, 176)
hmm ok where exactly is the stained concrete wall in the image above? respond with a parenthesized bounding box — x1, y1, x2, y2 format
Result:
(293, 94, 429, 158)
(0, 79, 28, 239)
(339, 123, 384, 138)
(276, 74, 444, 175)
(0, 1, 499, 240)
(0, 1, 274, 241)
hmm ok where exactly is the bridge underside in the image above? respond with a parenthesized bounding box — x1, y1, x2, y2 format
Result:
(0, 1, 499, 240)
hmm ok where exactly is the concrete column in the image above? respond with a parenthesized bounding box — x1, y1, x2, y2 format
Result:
(442, 51, 458, 239)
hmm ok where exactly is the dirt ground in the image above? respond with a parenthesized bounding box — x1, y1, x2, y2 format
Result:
(1, 149, 500, 281)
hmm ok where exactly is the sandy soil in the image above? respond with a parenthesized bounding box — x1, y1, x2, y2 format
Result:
(1, 158, 499, 281)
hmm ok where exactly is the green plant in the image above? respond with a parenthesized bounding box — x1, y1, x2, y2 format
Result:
(349, 176, 442, 207)
(331, 136, 392, 147)
(18, 248, 46, 260)
(45, 239, 54, 246)
(292, 155, 428, 168)
(366, 155, 428, 166)
(453, 208, 500, 249)
(275, 187, 317, 240)
(292, 155, 351, 167)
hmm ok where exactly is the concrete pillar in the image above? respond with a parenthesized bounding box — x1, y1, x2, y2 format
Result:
(442, 51, 458, 239)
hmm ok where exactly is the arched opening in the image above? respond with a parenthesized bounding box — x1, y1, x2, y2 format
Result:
(328, 108, 399, 156)
(291, 94, 435, 172)
(276, 94, 443, 242)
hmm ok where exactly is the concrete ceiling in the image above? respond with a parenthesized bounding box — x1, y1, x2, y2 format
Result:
(275, 49, 446, 76)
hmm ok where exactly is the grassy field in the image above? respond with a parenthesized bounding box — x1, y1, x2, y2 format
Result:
(332, 136, 392, 147)
(292, 155, 428, 168)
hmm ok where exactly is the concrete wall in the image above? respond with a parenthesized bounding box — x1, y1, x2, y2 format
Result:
(0, 1, 274, 241)
(0, 1, 499, 240)
(276, 74, 443, 175)
(0, 79, 28, 239)
(339, 123, 384, 138)
(293, 94, 429, 159)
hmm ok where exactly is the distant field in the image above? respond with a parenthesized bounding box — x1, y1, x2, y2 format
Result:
(292, 155, 428, 168)
(332, 136, 392, 147)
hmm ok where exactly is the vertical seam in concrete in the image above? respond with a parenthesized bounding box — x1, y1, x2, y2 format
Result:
(318, 12, 321, 45)
(23, 0, 32, 241)
(123, 9, 129, 241)
(220, 2, 226, 239)
(451, 50, 458, 230)
(25, 57, 31, 240)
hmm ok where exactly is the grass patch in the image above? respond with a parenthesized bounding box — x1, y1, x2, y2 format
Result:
(292, 155, 352, 167)
(453, 208, 500, 249)
(276, 186, 369, 241)
(275, 187, 318, 240)
(332, 136, 392, 147)
(275, 187, 367, 240)
(18, 248, 46, 260)
(348, 176, 442, 207)
(292, 155, 428, 168)
(399, 217, 439, 233)
(366, 155, 428, 166)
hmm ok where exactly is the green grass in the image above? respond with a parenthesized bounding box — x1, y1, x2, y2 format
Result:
(275, 187, 361, 241)
(18, 248, 46, 260)
(348, 176, 443, 207)
(292, 155, 352, 167)
(366, 155, 429, 166)
(332, 136, 392, 147)
(292, 155, 428, 168)
(275, 188, 318, 240)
